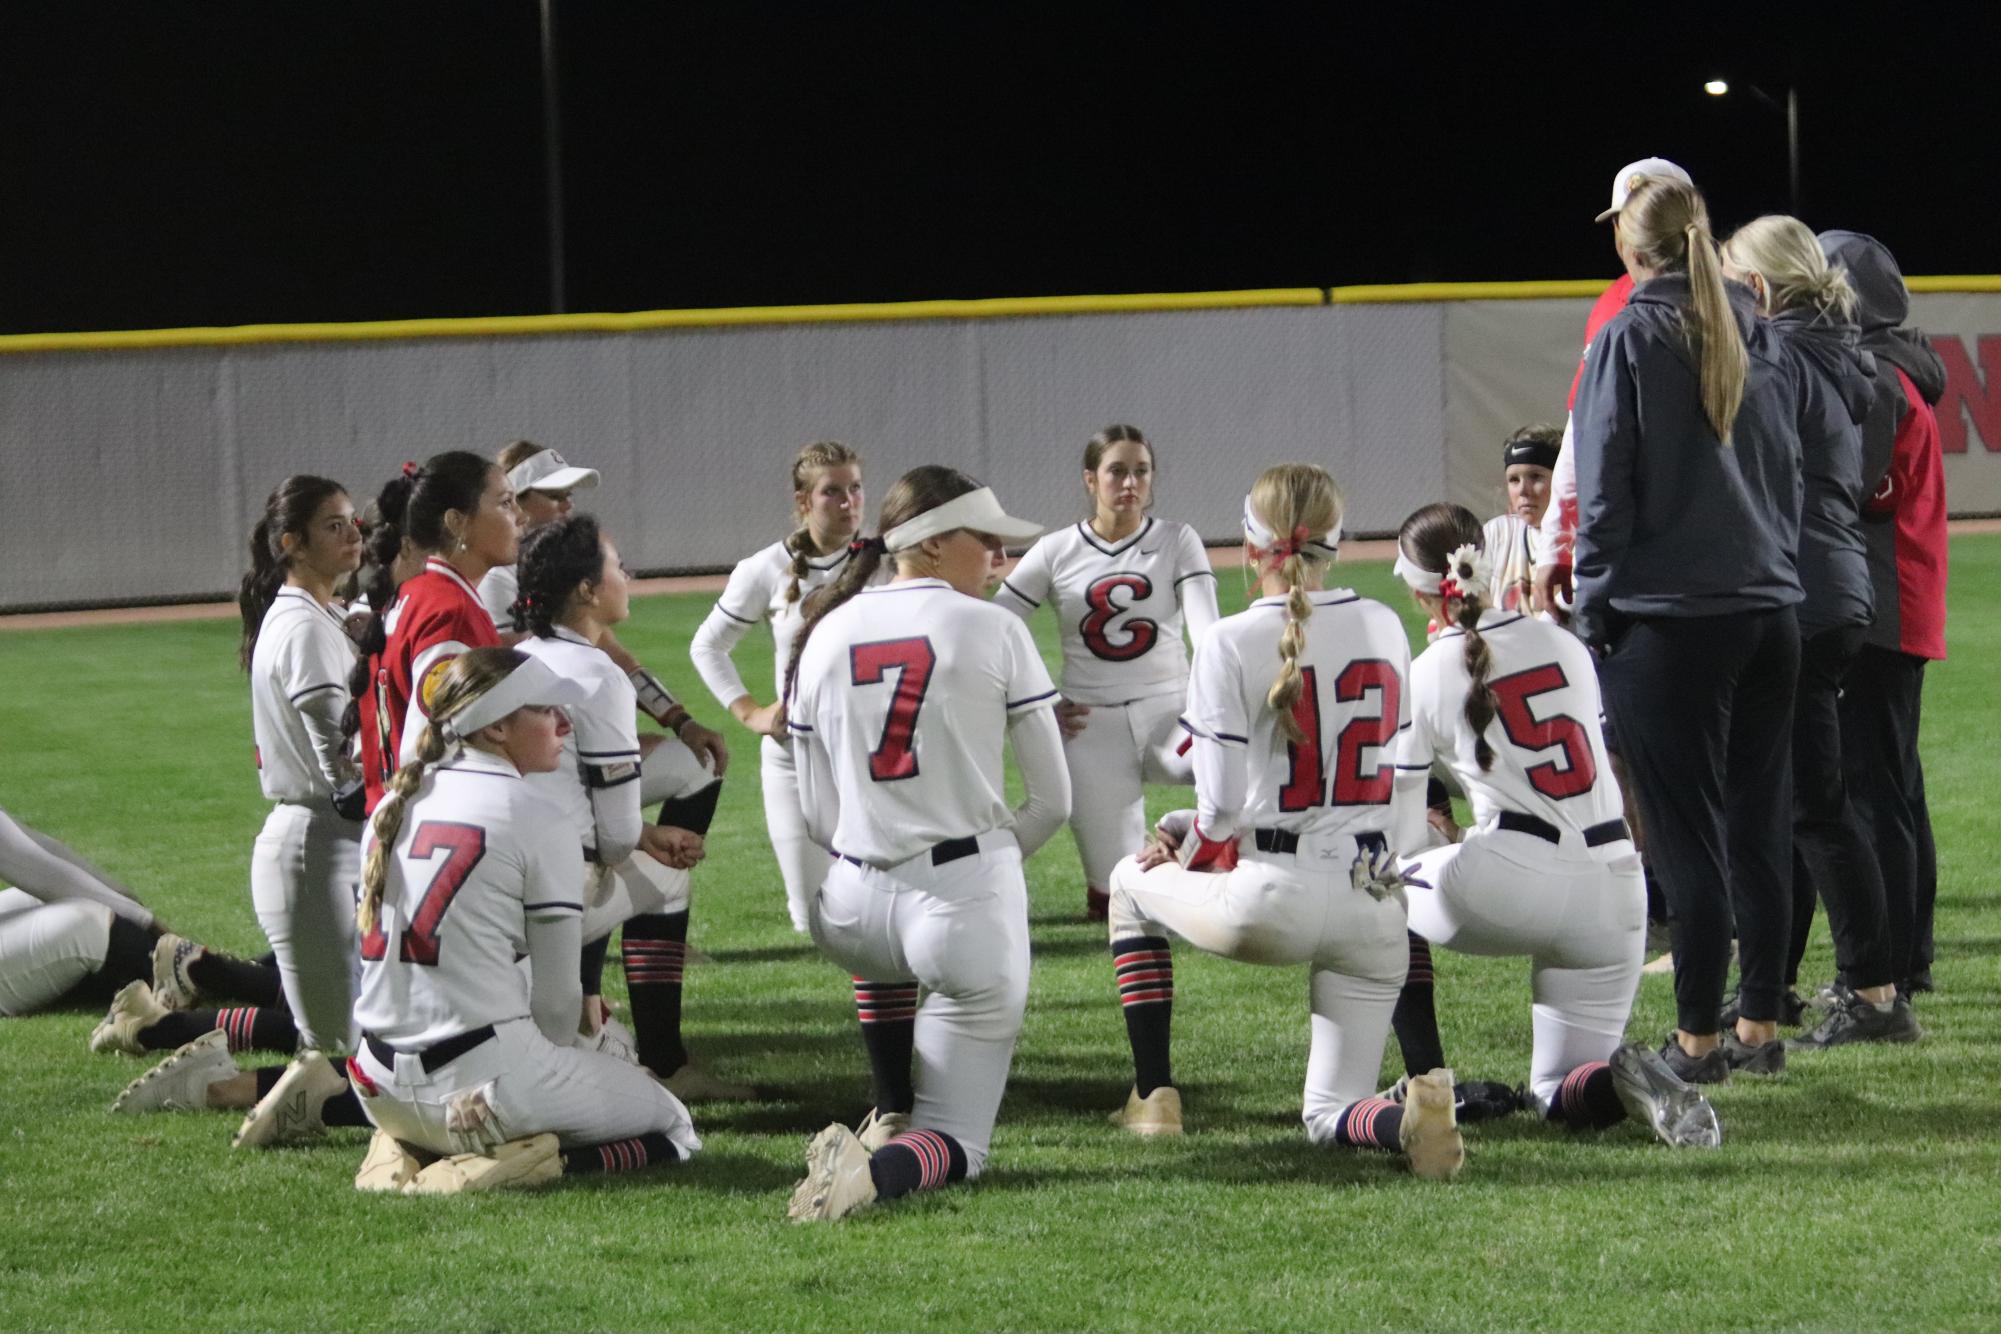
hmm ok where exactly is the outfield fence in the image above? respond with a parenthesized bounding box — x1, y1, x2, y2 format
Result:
(4, 279, 1999, 612)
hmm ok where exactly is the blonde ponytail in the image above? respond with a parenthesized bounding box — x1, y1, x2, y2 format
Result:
(1620, 177, 1747, 442)
(1246, 464, 1343, 741)
(1723, 214, 1858, 325)
(1268, 552, 1314, 742)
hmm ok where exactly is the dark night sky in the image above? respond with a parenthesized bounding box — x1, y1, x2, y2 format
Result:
(0, 2, 1993, 335)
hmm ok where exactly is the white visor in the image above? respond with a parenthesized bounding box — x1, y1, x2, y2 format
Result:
(1241, 494, 1340, 561)
(506, 448, 601, 496)
(883, 486, 1043, 553)
(440, 655, 589, 740)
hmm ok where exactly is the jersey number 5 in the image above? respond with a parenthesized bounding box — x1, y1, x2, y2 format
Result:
(1079, 574, 1158, 662)
(1278, 661, 1401, 810)
(1489, 663, 1597, 799)
(850, 637, 936, 782)
(358, 821, 486, 965)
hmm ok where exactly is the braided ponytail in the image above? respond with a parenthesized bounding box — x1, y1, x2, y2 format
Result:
(1246, 464, 1343, 741)
(785, 441, 864, 604)
(514, 515, 603, 637)
(239, 476, 347, 670)
(344, 472, 418, 738)
(356, 646, 526, 936)
(1397, 503, 1499, 771)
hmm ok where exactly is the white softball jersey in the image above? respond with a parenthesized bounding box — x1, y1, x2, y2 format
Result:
(516, 628, 644, 864)
(1180, 590, 1412, 844)
(1395, 609, 1625, 847)
(353, 747, 588, 1050)
(689, 539, 859, 708)
(250, 587, 360, 803)
(477, 563, 519, 632)
(993, 518, 1218, 704)
(788, 578, 1060, 867)
(1481, 514, 1543, 614)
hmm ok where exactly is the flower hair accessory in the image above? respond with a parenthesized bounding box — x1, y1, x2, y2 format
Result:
(1443, 543, 1492, 600)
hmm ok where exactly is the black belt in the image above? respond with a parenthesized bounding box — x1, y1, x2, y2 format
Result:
(1254, 828, 1300, 855)
(1496, 811, 1631, 847)
(837, 835, 981, 871)
(583, 845, 602, 865)
(364, 1024, 496, 1075)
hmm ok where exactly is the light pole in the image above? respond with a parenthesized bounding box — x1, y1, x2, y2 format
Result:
(1705, 78, 1800, 214)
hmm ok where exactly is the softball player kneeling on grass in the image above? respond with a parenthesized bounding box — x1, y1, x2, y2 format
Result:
(514, 515, 749, 1101)
(346, 648, 701, 1196)
(1103, 464, 1464, 1180)
(993, 425, 1218, 922)
(688, 441, 867, 935)
(1389, 503, 1719, 1148)
(783, 466, 1070, 1222)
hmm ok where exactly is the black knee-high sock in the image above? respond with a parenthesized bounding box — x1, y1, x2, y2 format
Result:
(187, 949, 284, 1006)
(579, 934, 611, 996)
(141, 1007, 297, 1055)
(657, 780, 722, 835)
(73, 917, 156, 1003)
(319, 1079, 371, 1127)
(1392, 934, 1446, 1078)
(853, 978, 918, 1113)
(254, 1065, 287, 1098)
(622, 912, 688, 1075)
(1332, 1096, 1404, 1149)
(1113, 935, 1174, 1097)
(869, 1128, 967, 1200)
(563, 1131, 680, 1175)
(1547, 1061, 1624, 1130)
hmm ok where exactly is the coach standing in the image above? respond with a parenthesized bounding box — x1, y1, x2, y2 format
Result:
(1817, 231, 1948, 1001)
(1570, 175, 1804, 1083)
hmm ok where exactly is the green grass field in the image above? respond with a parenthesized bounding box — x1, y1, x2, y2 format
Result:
(3, 540, 1998, 1333)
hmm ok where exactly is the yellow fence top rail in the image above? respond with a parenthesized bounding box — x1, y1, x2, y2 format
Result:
(2, 276, 1996, 354)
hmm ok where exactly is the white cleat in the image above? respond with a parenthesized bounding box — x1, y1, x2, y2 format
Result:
(788, 1123, 878, 1222)
(403, 1134, 562, 1196)
(89, 981, 169, 1056)
(151, 933, 205, 1011)
(1399, 1068, 1466, 1181)
(354, 1129, 424, 1193)
(232, 1050, 347, 1149)
(1611, 1042, 1723, 1149)
(110, 1030, 239, 1114)
(856, 1107, 912, 1152)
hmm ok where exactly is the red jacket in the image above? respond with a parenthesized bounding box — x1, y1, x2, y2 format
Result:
(1862, 368, 1948, 660)
(358, 558, 501, 809)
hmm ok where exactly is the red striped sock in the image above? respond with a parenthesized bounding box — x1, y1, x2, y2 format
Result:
(622, 938, 685, 986)
(1550, 1060, 1622, 1129)
(1333, 1096, 1404, 1150)
(562, 1131, 680, 1176)
(854, 978, 919, 1113)
(869, 1128, 968, 1200)
(1113, 936, 1174, 1096)
(214, 1007, 261, 1054)
(622, 912, 689, 1075)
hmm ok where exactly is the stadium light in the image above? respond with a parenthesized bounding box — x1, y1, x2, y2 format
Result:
(1704, 79, 1729, 96)
(1704, 76, 1800, 213)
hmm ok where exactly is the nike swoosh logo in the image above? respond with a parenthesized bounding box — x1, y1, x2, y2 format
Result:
(1140, 547, 1161, 556)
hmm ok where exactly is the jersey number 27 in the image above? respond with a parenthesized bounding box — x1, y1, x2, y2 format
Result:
(359, 821, 486, 965)
(1279, 661, 1401, 809)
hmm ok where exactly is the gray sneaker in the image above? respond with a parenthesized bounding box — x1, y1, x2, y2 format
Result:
(1719, 1029, 1786, 1077)
(1789, 987, 1922, 1050)
(1657, 1036, 1730, 1086)
(1611, 1043, 1722, 1148)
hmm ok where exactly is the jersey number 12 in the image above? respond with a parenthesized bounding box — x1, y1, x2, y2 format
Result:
(1278, 661, 1401, 809)
(359, 820, 486, 965)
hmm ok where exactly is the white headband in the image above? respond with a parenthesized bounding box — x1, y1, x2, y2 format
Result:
(882, 486, 1043, 553)
(1394, 540, 1493, 599)
(437, 655, 588, 741)
(1393, 546, 1443, 594)
(1241, 494, 1340, 562)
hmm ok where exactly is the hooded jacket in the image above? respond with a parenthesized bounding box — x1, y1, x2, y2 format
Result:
(1768, 308, 1875, 636)
(1817, 230, 1948, 660)
(1570, 273, 1803, 644)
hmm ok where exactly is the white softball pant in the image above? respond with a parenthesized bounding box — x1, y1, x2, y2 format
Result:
(250, 800, 362, 1054)
(1107, 838, 1409, 1145)
(351, 1016, 702, 1158)
(1065, 691, 1195, 892)
(760, 734, 829, 934)
(581, 852, 691, 943)
(639, 735, 715, 806)
(1404, 830, 1646, 1111)
(809, 834, 1028, 1177)
(0, 888, 111, 1016)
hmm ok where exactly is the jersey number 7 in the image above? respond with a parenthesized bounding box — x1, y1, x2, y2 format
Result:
(359, 821, 487, 965)
(1278, 661, 1401, 809)
(850, 637, 936, 782)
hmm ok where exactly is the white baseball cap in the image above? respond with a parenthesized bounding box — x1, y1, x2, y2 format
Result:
(506, 448, 601, 495)
(882, 486, 1043, 553)
(1595, 157, 1694, 222)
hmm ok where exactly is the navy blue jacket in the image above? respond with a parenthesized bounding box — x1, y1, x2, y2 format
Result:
(1571, 274, 1803, 644)
(1769, 309, 1875, 636)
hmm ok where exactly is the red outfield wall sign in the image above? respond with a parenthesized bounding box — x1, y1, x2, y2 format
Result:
(1935, 335, 2000, 455)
